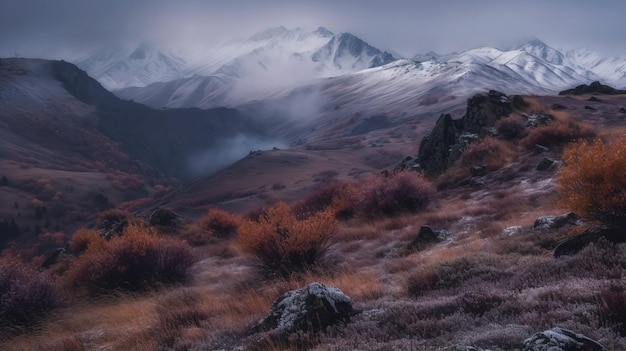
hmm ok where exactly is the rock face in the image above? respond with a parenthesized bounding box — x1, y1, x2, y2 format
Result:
(525, 112, 554, 128)
(251, 282, 354, 334)
(418, 90, 512, 175)
(536, 158, 556, 171)
(559, 81, 626, 95)
(534, 213, 580, 230)
(554, 226, 625, 257)
(522, 327, 606, 351)
(407, 226, 448, 251)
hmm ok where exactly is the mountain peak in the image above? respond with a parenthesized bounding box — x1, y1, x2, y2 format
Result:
(314, 26, 334, 38)
(518, 39, 564, 65)
(249, 26, 291, 41)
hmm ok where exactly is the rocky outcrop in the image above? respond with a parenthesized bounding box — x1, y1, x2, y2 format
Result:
(149, 208, 182, 227)
(554, 227, 625, 257)
(559, 81, 626, 95)
(525, 112, 554, 128)
(417, 90, 513, 175)
(536, 157, 556, 171)
(251, 282, 355, 334)
(522, 327, 606, 351)
(407, 226, 448, 251)
(534, 212, 580, 230)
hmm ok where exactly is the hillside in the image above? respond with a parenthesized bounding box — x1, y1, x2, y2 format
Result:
(3, 88, 626, 350)
(0, 58, 271, 251)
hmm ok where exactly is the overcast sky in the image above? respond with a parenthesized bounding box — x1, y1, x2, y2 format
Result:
(2, 0, 626, 58)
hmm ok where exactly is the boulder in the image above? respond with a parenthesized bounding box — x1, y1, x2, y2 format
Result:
(619, 107, 626, 114)
(551, 103, 567, 110)
(522, 327, 606, 351)
(525, 112, 555, 128)
(584, 105, 597, 111)
(503, 226, 523, 236)
(554, 227, 625, 257)
(533, 144, 550, 154)
(251, 282, 355, 334)
(559, 81, 626, 96)
(407, 226, 448, 251)
(588, 96, 603, 102)
(534, 213, 580, 230)
(149, 208, 181, 227)
(470, 165, 488, 177)
(536, 158, 555, 171)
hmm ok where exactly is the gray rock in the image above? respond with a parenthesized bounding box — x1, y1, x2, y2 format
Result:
(251, 282, 354, 334)
(554, 226, 626, 257)
(470, 165, 488, 177)
(525, 112, 555, 128)
(536, 158, 555, 171)
(522, 327, 606, 351)
(503, 226, 523, 236)
(534, 212, 580, 230)
(533, 144, 550, 154)
(407, 226, 448, 251)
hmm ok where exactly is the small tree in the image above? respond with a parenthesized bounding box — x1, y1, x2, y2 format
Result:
(237, 202, 337, 278)
(559, 136, 626, 227)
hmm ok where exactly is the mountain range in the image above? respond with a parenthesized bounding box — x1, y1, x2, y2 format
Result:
(69, 27, 626, 115)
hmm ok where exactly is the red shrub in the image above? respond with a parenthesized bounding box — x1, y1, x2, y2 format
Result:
(237, 202, 337, 278)
(461, 137, 515, 171)
(522, 119, 595, 149)
(66, 223, 196, 296)
(495, 115, 527, 139)
(292, 181, 356, 220)
(199, 208, 241, 239)
(355, 172, 435, 219)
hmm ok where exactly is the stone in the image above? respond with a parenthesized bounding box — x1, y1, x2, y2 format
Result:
(417, 90, 512, 175)
(534, 212, 580, 230)
(619, 107, 626, 113)
(554, 226, 626, 257)
(588, 96, 603, 102)
(536, 158, 555, 171)
(149, 208, 181, 227)
(503, 226, 523, 236)
(559, 81, 626, 96)
(470, 165, 488, 177)
(525, 112, 554, 128)
(533, 144, 550, 154)
(551, 103, 567, 110)
(407, 226, 448, 251)
(584, 105, 596, 111)
(522, 327, 606, 351)
(250, 282, 355, 334)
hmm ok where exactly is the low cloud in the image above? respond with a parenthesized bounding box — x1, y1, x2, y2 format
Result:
(186, 135, 286, 178)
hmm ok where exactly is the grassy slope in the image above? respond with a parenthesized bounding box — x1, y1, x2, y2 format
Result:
(3, 95, 626, 350)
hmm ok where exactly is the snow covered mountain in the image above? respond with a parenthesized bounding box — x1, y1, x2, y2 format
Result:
(74, 41, 187, 90)
(77, 26, 395, 97)
(113, 26, 396, 108)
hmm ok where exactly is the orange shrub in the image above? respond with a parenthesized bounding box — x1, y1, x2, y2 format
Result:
(559, 136, 626, 227)
(66, 223, 195, 296)
(355, 172, 435, 219)
(292, 181, 356, 220)
(461, 137, 515, 171)
(237, 202, 337, 278)
(199, 208, 241, 239)
(522, 119, 595, 149)
(69, 228, 104, 255)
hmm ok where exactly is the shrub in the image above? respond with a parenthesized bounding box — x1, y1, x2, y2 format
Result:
(355, 172, 435, 218)
(559, 136, 626, 227)
(522, 119, 595, 149)
(66, 223, 196, 296)
(496, 115, 527, 139)
(69, 228, 104, 255)
(237, 202, 337, 278)
(0, 256, 60, 332)
(599, 282, 626, 336)
(199, 208, 241, 239)
(292, 181, 355, 220)
(460, 137, 515, 171)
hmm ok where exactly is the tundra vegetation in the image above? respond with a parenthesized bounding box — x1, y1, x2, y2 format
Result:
(1, 96, 625, 351)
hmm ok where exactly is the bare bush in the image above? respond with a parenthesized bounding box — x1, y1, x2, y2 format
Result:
(237, 202, 337, 278)
(0, 256, 60, 333)
(355, 172, 435, 219)
(66, 223, 196, 296)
